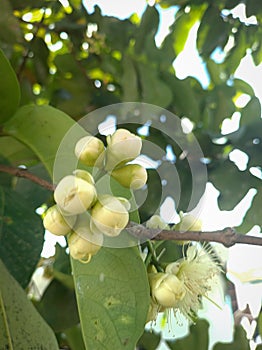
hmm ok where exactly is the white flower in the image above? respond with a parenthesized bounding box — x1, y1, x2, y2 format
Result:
(166, 245, 221, 322)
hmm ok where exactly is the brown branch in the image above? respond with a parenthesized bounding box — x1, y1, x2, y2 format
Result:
(0, 164, 55, 191)
(126, 222, 262, 248)
(1, 164, 262, 248)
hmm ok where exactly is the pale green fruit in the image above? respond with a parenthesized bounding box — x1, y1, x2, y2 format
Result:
(111, 164, 147, 190)
(75, 135, 105, 167)
(105, 129, 142, 170)
(68, 224, 103, 263)
(43, 205, 76, 236)
(54, 175, 97, 215)
(149, 272, 186, 308)
(91, 195, 129, 237)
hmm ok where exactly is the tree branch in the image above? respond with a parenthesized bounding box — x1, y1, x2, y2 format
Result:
(126, 223, 262, 248)
(1, 164, 262, 248)
(0, 164, 55, 191)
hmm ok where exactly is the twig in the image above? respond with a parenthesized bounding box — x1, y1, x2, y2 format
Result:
(126, 222, 262, 248)
(0, 164, 55, 191)
(0, 164, 262, 248)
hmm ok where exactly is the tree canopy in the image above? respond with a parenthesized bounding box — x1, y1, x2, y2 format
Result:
(0, 0, 261, 349)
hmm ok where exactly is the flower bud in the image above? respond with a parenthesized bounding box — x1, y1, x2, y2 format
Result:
(68, 215, 103, 263)
(54, 175, 97, 215)
(146, 215, 170, 230)
(75, 135, 105, 167)
(91, 195, 129, 237)
(111, 164, 147, 190)
(73, 169, 95, 185)
(175, 213, 202, 232)
(149, 272, 186, 308)
(43, 205, 76, 236)
(105, 129, 142, 170)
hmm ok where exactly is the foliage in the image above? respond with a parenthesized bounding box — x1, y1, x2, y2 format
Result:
(0, 0, 261, 349)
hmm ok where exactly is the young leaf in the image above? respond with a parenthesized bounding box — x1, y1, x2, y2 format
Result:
(0, 49, 20, 124)
(0, 259, 59, 350)
(71, 247, 150, 350)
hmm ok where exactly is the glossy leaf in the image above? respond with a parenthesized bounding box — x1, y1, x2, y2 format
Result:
(71, 247, 150, 350)
(0, 187, 44, 288)
(167, 319, 209, 350)
(0, 49, 20, 124)
(0, 259, 59, 350)
(137, 330, 161, 349)
(3, 104, 85, 177)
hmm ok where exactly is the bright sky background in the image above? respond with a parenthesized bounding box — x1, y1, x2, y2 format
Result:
(44, 2, 262, 349)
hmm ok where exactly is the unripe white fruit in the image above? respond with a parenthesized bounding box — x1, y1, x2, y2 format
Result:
(75, 135, 105, 167)
(54, 175, 97, 215)
(105, 129, 142, 170)
(43, 205, 76, 236)
(68, 229, 103, 263)
(149, 272, 186, 308)
(91, 195, 129, 237)
(111, 164, 147, 190)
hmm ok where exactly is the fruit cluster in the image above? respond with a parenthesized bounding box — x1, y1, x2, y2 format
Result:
(43, 128, 147, 263)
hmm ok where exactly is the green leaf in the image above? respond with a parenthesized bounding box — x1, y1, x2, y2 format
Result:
(0, 187, 44, 288)
(0, 259, 59, 350)
(197, 5, 230, 57)
(213, 325, 249, 350)
(240, 97, 261, 127)
(209, 160, 255, 211)
(224, 28, 246, 74)
(238, 187, 262, 232)
(35, 279, 79, 332)
(137, 62, 173, 108)
(63, 325, 85, 350)
(233, 78, 255, 96)
(3, 104, 85, 177)
(172, 6, 204, 56)
(71, 247, 150, 350)
(0, 0, 22, 44)
(121, 54, 139, 102)
(137, 330, 161, 349)
(135, 6, 159, 54)
(0, 49, 20, 124)
(167, 319, 209, 350)
(0, 136, 38, 167)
